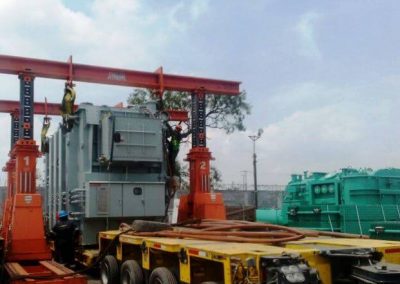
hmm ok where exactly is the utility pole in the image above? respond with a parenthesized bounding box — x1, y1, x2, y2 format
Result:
(241, 170, 248, 191)
(248, 129, 263, 209)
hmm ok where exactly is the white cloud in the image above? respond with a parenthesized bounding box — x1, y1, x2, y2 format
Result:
(207, 79, 400, 185)
(167, 1, 210, 32)
(295, 11, 322, 60)
(0, 0, 210, 66)
(91, 0, 140, 18)
(0, 0, 211, 181)
(189, 0, 210, 20)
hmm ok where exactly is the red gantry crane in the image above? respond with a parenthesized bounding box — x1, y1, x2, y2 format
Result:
(0, 54, 240, 282)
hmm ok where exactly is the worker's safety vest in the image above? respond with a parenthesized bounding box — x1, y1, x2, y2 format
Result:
(171, 136, 180, 151)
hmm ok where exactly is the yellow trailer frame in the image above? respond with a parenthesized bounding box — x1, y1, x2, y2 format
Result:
(98, 231, 400, 284)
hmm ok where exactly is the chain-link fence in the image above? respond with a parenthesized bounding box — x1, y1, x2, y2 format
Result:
(215, 184, 285, 208)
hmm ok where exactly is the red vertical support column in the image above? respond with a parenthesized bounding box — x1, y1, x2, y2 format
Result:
(4, 111, 19, 198)
(178, 90, 226, 222)
(10, 111, 20, 152)
(1, 160, 15, 242)
(188, 148, 212, 194)
(9, 111, 19, 196)
(4, 73, 51, 261)
(14, 73, 36, 194)
(180, 147, 225, 221)
(5, 160, 16, 198)
(1, 111, 19, 241)
(13, 140, 39, 194)
(188, 89, 211, 194)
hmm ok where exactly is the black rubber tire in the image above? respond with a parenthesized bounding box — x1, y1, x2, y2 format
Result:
(120, 260, 144, 284)
(149, 267, 178, 284)
(100, 255, 119, 284)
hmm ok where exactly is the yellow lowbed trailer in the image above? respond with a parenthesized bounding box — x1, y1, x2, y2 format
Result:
(98, 230, 400, 284)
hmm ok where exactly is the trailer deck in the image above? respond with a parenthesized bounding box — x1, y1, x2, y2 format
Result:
(98, 228, 400, 284)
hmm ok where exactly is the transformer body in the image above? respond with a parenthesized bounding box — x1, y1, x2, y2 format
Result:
(45, 103, 166, 245)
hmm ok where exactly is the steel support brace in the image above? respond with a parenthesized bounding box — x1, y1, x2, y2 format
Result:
(0, 99, 76, 115)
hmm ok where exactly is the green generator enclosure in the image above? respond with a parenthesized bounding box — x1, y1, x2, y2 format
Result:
(256, 168, 400, 239)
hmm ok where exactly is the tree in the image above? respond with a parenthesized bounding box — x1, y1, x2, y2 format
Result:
(127, 88, 250, 191)
(210, 167, 222, 190)
(127, 89, 251, 133)
(174, 163, 222, 192)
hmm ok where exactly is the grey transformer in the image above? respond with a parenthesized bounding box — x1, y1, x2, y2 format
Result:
(45, 102, 166, 245)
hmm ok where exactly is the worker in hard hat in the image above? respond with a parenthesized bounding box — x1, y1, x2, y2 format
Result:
(51, 210, 78, 267)
(165, 123, 191, 176)
(60, 84, 76, 132)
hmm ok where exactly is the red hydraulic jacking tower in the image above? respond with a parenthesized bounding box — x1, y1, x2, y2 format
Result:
(177, 89, 227, 221)
(1, 73, 86, 283)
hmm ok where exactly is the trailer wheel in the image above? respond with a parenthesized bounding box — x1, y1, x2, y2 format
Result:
(120, 260, 144, 284)
(149, 267, 177, 284)
(100, 255, 119, 284)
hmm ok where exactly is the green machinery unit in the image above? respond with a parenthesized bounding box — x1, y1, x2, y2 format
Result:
(256, 168, 400, 239)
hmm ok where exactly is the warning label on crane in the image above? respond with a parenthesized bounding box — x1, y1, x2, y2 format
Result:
(24, 195, 33, 204)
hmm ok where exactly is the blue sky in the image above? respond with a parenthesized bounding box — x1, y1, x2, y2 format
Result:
(1, 0, 400, 185)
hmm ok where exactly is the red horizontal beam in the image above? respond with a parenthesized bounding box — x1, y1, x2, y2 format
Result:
(166, 110, 189, 121)
(0, 100, 76, 115)
(0, 100, 187, 121)
(0, 55, 240, 95)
